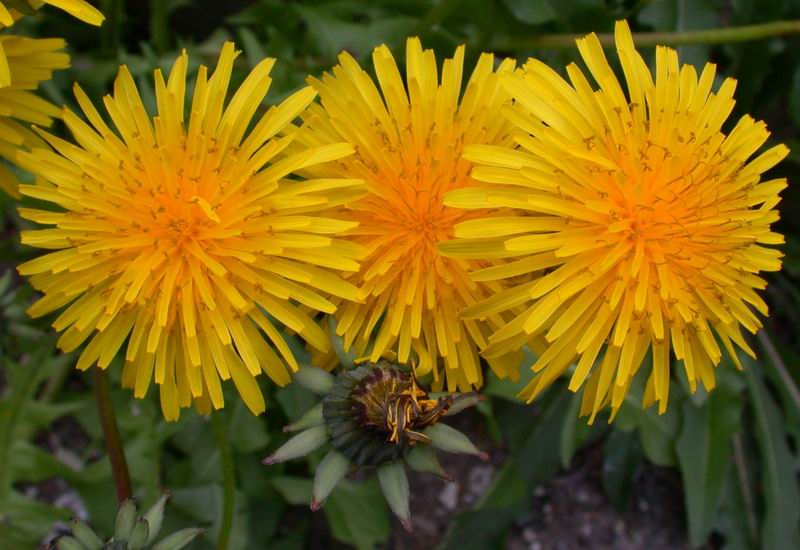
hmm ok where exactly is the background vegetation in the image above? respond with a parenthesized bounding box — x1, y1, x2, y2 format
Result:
(1, 0, 800, 548)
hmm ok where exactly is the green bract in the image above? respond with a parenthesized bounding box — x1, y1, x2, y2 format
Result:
(54, 494, 203, 550)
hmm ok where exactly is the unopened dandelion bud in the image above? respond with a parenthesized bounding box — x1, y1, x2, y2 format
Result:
(425, 423, 488, 460)
(283, 402, 324, 433)
(127, 518, 150, 550)
(294, 366, 335, 395)
(263, 362, 488, 534)
(113, 498, 137, 542)
(264, 425, 328, 465)
(55, 537, 85, 550)
(404, 445, 451, 481)
(377, 461, 412, 532)
(445, 392, 485, 416)
(312, 450, 351, 510)
(151, 528, 205, 550)
(69, 518, 103, 550)
(142, 491, 170, 545)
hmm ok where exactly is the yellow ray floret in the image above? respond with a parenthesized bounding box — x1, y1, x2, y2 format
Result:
(295, 38, 522, 392)
(0, 1, 104, 28)
(17, 43, 363, 420)
(0, 35, 69, 195)
(0, 2, 100, 88)
(440, 20, 788, 421)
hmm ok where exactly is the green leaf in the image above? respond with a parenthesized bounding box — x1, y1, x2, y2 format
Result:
(324, 479, 390, 550)
(276, 381, 319, 423)
(601, 428, 642, 510)
(501, 0, 557, 25)
(0, 491, 71, 548)
(227, 400, 271, 454)
(675, 386, 742, 546)
(293, 4, 416, 61)
(616, 395, 681, 467)
(271, 476, 313, 506)
(559, 390, 594, 468)
(483, 349, 536, 403)
(744, 366, 800, 548)
(237, 27, 268, 69)
(515, 389, 572, 484)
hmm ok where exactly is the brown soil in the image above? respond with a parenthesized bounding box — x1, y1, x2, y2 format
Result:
(386, 413, 695, 550)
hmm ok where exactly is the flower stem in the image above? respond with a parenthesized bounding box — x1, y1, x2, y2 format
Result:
(493, 19, 800, 50)
(94, 367, 132, 504)
(211, 413, 235, 550)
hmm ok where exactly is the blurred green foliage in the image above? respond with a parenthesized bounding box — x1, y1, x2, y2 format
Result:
(1, 0, 800, 548)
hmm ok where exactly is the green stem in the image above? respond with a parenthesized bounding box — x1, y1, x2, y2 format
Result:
(94, 368, 132, 504)
(211, 413, 235, 550)
(493, 19, 800, 50)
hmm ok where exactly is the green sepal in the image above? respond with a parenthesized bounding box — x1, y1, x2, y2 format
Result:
(424, 423, 488, 460)
(142, 492, 170, 545)
(283, 402, 324, 433)
(113, 498, 137, 542)
(404, 444, 451, 481)
(264, 425, 328, 465)
(312, 450, 351, 510)
(294, 365, 335, 395)
(151, 527, 205, 550)
(69, 518, 103, 550)
(377, 461, 412, 532)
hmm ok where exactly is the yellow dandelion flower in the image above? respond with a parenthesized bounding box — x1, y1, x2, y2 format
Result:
(16, 43, 363, 420)
(440, 20, 788, 421)
(295, 38, 522, 392)
(0, 1, 101, 88)
(0, 35, 69, 195)
(0, 0, 104, 29)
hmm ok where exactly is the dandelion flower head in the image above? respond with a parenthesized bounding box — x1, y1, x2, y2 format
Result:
(441, 21, 788, 420)
(0, 35, 69, 195)
(17, 43, 363, 420)
(0, 1, 104, 29)
(296, 38, 522, 392)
